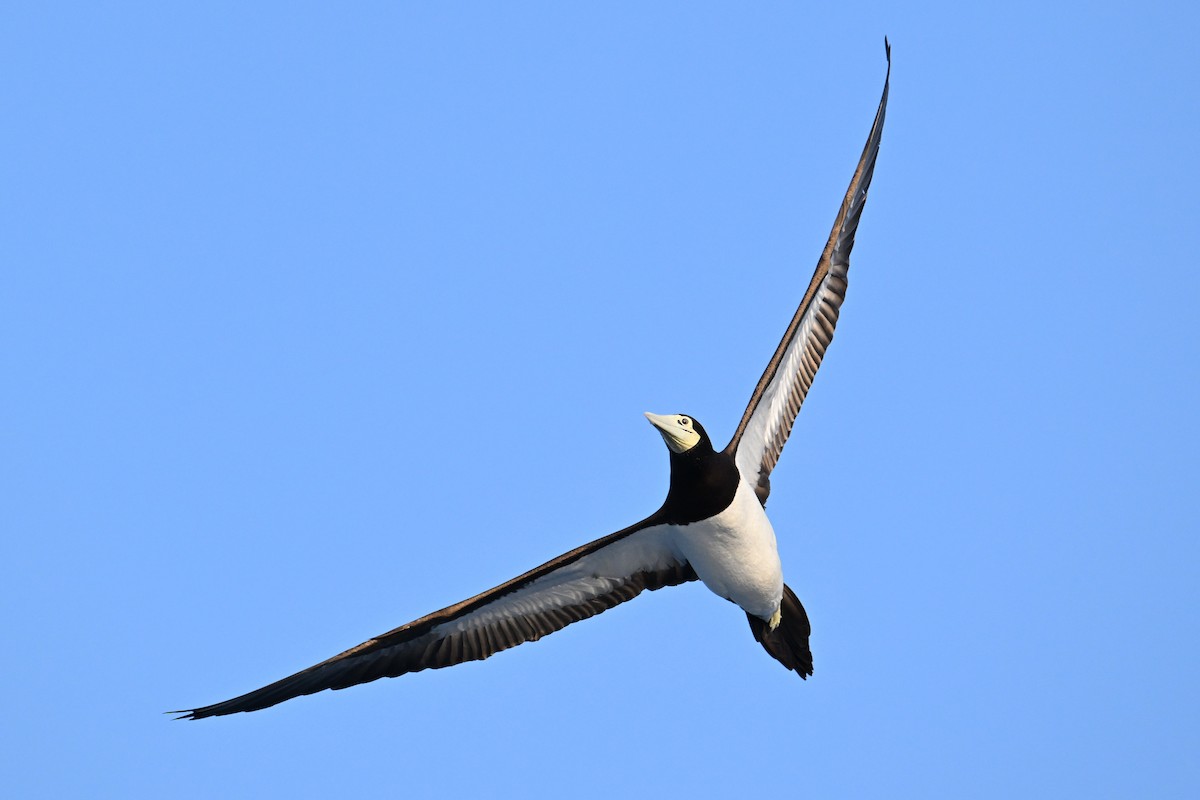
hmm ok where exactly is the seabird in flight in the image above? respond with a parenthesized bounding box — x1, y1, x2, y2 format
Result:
(175, 43, 889, 720)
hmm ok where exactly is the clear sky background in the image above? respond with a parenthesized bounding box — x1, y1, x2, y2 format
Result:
(3, 3, 1197, 798)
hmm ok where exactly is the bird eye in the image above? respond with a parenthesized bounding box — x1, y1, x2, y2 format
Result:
(679, 417, 690, 426)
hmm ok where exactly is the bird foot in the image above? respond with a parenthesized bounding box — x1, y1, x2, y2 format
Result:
(768, 608, 782, 630)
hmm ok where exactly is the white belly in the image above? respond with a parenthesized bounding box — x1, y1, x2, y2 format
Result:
(669, 480, 784, 620)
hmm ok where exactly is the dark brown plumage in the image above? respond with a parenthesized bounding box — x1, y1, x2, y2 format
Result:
(747, 585, 813, 676)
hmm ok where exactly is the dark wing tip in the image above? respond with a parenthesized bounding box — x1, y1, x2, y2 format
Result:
(167, 704, 226, 720)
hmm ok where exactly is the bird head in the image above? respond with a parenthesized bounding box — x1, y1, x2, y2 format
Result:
(643, 412, 712, 456)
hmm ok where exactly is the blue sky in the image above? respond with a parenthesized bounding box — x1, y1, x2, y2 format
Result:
(3, 3, 1198, 797)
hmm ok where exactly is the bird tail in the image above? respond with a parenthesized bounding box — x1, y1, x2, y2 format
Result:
(747, 583, 813, 677)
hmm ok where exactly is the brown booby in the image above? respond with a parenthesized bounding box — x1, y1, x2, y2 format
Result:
(175, 42, 889, 720)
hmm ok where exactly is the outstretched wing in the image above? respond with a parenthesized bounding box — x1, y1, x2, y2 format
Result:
(725, 42, 890, 505)
(175, 517, 694, 719)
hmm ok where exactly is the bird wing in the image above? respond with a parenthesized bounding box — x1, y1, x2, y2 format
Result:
(175, 516, 693, 719)
(724, 42, 890, 505)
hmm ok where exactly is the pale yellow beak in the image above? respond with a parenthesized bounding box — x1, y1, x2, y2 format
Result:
(644, 412, 700, 454)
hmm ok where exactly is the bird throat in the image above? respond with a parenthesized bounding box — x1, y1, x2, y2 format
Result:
(661, 449, 741, 525)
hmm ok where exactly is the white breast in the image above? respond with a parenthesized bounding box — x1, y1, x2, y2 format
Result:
(669, 481, 784, 620)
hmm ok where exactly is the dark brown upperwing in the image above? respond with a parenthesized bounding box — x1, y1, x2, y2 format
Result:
(174, 513, 695, 719)
(725, 41, 890, 505)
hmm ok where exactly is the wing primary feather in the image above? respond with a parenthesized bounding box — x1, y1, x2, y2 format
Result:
(725, 43, 890, 504)
(172, 523, 696, 719)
